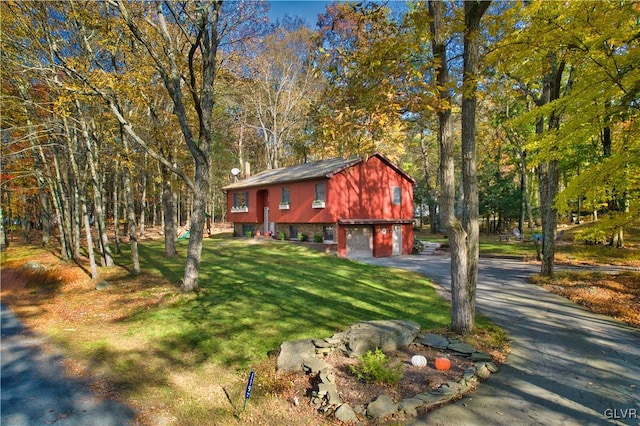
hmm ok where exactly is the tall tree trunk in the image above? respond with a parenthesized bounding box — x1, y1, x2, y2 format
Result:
(520, 149, 535, 232)
(113, 160, 121, 254)
(538, 160, 559, 276)
(122, 135, 141, 274)
(429, 0, 469, 333)
(81, 193, 99, 280)
(20, 198, 29, 243)
(162, 164, 178, 257)
(27, 16, 75, 260)
(177, 182, 182, 229)
(154, 162, 161, 228)
(519, 148, 540, 258)
(139, 152, 148, 237)
(601, 124, 626, 247)
(0, 206, 7, 251)
(418, 132, 438, 233)
(152, 183, 158, 228)
(38, 184, 52, 247)
(23, 105, 53, 247)
(51, 153, 72, 260)
(459, 0, 490, 333)
(179, 2, 220, 292)
(536, 59, 564, 277)
(60, 117, 82, 260)
(71, 175, 82, 260)
(183, 157, 209, 291)
(21, 97, 60, 250)
(63, 118, 94, 272)
(238, 117, 246, 178)
(77, 109, 113, 268)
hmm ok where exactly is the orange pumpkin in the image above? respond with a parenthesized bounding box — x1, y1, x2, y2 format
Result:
(434, 357, 451, 371)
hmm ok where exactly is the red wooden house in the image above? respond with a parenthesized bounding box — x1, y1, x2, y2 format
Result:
(223, 153, 416, 258)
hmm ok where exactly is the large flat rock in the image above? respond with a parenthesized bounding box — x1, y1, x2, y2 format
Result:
(339, 320, 421, 357)
(276, 339, 316, 373)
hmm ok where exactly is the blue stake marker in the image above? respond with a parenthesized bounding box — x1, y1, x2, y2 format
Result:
(243, 371, 255, 411)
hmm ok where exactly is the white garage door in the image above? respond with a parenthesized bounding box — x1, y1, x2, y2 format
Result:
(346, 226, 373, 259)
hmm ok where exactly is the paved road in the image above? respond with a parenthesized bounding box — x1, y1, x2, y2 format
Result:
(1, 304, 135, 426)
(362, 255, 640, 426)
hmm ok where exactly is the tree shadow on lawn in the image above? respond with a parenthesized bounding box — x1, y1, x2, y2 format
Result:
(125, 239, 451, 370)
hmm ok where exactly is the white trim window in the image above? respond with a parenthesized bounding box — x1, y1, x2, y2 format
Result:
(392, 186, 401, 206)
(313, 183, 326, 208)
(232, 191, 249, 213)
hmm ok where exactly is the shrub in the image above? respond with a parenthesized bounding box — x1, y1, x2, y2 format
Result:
(349, 348, 403, 385)
(246, 230, 253, 238)
(574, 228, 608, 245)
(299, 233, 309, 242)
(278, 231, 286, 241)
(313, 234, 323, 243)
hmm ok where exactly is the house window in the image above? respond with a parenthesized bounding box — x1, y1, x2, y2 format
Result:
(233, 191, 249, 208)
(315, 182, 326, 201)
(323, 225, 335, 242)
(392, 186, 401, 205)
(232, 191, 249, 212)
(313, 183, 326, 208)
(279, 187, 291, 210)
(241, 224, 255, 236)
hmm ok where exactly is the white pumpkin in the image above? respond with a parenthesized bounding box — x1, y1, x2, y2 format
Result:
(411, 355, 427, 367)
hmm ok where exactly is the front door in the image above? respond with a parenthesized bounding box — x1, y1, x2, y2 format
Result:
(264, 207, 269, 234)
(392, 224, 402, 256)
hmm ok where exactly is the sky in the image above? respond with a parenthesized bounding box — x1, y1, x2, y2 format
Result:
(267, 1, 333, 27)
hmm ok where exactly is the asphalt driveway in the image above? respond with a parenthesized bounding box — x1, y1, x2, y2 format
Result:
(362, 255, 640, 426)
(1, 304, 135, 426)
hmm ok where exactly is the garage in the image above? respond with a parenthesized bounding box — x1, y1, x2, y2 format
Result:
(339, 219, 414, 259)
(345, 226, 373, 259)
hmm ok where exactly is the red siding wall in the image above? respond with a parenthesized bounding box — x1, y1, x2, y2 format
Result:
(329, 156, 414, 221)
(227, 179, 333, 225)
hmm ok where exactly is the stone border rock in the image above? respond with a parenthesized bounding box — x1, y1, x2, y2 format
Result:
(277, 320, 499, 423)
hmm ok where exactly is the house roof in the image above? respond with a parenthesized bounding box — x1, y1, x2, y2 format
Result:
(223, 153, 415, 191)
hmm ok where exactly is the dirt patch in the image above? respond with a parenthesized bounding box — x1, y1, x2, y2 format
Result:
(326, 343, 472, 405)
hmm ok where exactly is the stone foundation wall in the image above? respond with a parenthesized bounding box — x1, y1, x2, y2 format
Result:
(274, 223, 336, 241)
(232, 222, 337, 241)
(233, 223, 256, 237)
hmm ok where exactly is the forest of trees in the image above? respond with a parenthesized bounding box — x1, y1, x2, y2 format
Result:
(1, 1, 638, 331)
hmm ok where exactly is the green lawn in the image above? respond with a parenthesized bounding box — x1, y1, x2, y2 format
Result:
(118, 239, 452, 369)
(417, 234, 538, 258)
(2, 238, 506, 424)
(416, 223, 640, 266)
(477, 241, 537, 257)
